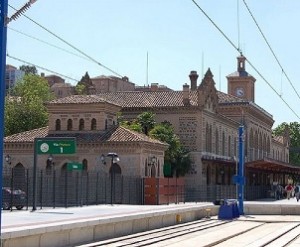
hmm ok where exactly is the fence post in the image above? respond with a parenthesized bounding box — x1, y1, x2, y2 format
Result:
(75, 172, 79, 206)
(26, 169, 29, 210)
(39, 170, 43, 209)
(64, 171, 68, 208)
(86, 172, 89, 205)
(96, 172, 99, 204)
(156, 178, 159, 205)
(141, 178, 144, 205)
(53, 169, 56, 208)
(10, 168, 14, 212)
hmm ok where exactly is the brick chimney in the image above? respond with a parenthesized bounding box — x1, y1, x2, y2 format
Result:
(189, 71, 199, 91)
(151, 83, 158, 91)
(183, 83, 190, 105)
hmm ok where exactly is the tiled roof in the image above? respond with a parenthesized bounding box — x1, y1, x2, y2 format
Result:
(47, 95, 118, 106)
(106, 126, 167, 145)
(4, 126, 49, 143)
(97, 91, 199, 108)
(97, 91, 255, 108)
(217, 91, 249, 104)
(4, 125, 167, 146)
(46, 90, 270, 116)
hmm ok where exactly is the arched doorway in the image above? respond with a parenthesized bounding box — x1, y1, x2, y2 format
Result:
(13, 163, 26, 191)
(109, 163, 122, 204)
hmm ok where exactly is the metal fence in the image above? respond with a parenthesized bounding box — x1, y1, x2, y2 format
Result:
(3, 167, 271, 210)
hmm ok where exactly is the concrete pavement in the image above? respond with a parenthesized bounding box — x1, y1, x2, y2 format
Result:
(1, 198, 300, 247)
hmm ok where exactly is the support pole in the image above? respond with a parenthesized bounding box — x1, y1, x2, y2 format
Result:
(0, 0, 8, 238)
(110, 155, 113, 205)
(238, 125, 245, 214)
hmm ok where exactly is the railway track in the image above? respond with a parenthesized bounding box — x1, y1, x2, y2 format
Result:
(77, 218, 300, 247)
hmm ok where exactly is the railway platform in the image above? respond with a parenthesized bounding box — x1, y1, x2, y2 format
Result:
(2, 198, 300, 247)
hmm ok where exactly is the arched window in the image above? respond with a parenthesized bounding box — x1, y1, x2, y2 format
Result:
(205, 123, 212, 152)
(67, 119, 73, 131)
(215, 129, 219, 154)
(228, 136, 231, 156)
(105, 119, 108, 129)
(55, 119, 61, 131)
(222, 131, 225, 156)
(79, 119, 84, 131)
(91, 118, 97, 130)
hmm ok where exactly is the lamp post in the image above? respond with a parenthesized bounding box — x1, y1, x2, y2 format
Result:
(5, 154, 11, 165)
(101, 153, 119, 205)
(47, 154, 54, 169)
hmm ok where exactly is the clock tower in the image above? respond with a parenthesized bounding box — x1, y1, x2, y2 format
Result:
(227, 55, 256, 102)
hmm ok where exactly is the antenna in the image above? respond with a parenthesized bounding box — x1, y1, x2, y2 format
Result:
(219, 65, 221, 91)
(146, 52, 149, 86)
(237, 0, 241, 53)
(201, 52, 204, 79)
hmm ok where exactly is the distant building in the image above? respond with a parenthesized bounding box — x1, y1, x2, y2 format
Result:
(43, 74, 65, 87)
(91, 75, 135, 93)
(5, 65, 25, 93)
(135, 83, 173, 92)
(42, 74, 75, 98)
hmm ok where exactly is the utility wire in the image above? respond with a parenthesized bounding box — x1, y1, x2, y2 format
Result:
(8, 4, 123, 78)
(8, 27, 89, 61)
(191, 0, 242, 54)
(7, 53, 79, 83)
(242, 0, 300, 101)
(190, 0, 300, 121)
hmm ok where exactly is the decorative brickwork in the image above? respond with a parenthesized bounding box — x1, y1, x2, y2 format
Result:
(179, 117, 197, 151)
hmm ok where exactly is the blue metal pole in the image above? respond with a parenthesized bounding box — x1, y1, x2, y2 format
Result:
(238, 125, 245, 214)
(0, 0, 8, 238)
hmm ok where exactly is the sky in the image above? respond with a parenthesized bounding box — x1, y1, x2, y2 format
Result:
(5, 0, 300, 128)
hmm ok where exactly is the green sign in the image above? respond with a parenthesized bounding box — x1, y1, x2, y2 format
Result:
(36, 138, 76, 154)
(67, 162, 83, 171)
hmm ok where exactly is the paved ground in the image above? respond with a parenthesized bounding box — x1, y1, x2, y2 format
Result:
(2, 197, 300, 230)
(1, 203, 211, 229)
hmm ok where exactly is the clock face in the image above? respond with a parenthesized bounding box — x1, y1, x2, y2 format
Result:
(236, 87, 244, 97)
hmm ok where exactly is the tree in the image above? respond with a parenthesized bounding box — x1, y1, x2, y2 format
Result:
(5, 74, 55, 136)
(137, 111, 156, 135)
(273, 122, 300, 166)
(19, 65, 37, 75)
(149, 122, 191, 177)
(120, 111, 192, 176)
(75, 72, 93, 95)
(118, 112, 143, 133)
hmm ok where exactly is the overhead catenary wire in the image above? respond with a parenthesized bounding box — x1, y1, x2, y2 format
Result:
(190, 0, 300, 121)
(242, 0, 300, 101)
(7, 53, 79, 83)
(8, 27, 90, 61)
(8, 4, 123, 78)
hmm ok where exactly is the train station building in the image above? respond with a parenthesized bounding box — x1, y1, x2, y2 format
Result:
(3, 56, 298, 201)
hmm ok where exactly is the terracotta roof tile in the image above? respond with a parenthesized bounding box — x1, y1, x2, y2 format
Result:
(47, 91, 269, 111)
(4, 126, 167, 147)
(47, 95, 118, 106)
(106, 126, 167, 145)
(4, 126, 49, 143)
